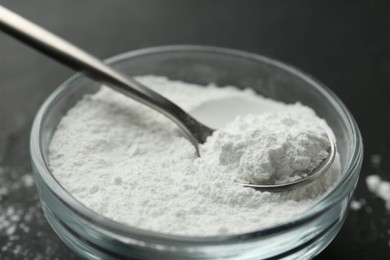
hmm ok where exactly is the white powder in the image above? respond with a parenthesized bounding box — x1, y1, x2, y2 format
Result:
(370, 154, 382, 168)
(350, 199, 365, 211)
(49, 75, 340, 236)
(201, 114, 330, 185)
(366, 175, 390, 210)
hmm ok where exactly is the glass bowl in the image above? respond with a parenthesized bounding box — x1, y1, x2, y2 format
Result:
(30, 45, 363, 259)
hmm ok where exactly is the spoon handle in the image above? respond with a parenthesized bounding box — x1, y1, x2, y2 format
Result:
(0, 5, 212, 151)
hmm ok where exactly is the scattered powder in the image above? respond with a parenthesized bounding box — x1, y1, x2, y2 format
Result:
(21, 174, 34, 188)
(49, 75, 340, 236)
(370, 154, 382, 168)
(0, 172, 36, 238)
(366, 175, 390, 210)
(350, 199, 366, 211)
(0, 166, 45, 258)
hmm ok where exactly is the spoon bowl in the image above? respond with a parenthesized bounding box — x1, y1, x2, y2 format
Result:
(242, 137, 336, 192)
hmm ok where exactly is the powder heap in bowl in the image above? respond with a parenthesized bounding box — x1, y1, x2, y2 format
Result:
(49, 76, 340, 236)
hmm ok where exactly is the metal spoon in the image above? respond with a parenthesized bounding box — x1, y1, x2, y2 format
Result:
(0, 5, 336, 192)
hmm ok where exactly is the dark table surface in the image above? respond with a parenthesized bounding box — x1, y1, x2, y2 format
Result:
(1, 0, 390, 259)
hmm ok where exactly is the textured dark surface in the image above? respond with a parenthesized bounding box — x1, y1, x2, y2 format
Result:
(0, 0, 390, 259)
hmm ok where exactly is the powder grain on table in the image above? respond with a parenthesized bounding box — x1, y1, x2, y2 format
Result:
(49, 75, 341, 236)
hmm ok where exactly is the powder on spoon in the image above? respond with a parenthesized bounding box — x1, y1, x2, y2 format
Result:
(201, 113, 330, 185)
(49, 75, 340, 236)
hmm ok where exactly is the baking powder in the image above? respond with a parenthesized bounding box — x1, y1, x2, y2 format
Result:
(49, 76, 340, 236)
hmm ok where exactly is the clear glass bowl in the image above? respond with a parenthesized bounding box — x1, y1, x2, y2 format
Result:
(30, 46, 363, 259)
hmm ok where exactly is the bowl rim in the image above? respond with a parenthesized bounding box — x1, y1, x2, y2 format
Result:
(30, 45, 363, 244)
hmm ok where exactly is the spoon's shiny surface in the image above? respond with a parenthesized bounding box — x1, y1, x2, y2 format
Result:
(0, 5, 336, 191)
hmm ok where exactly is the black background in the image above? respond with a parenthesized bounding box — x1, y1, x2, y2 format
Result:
(0, 1, 390, 259)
